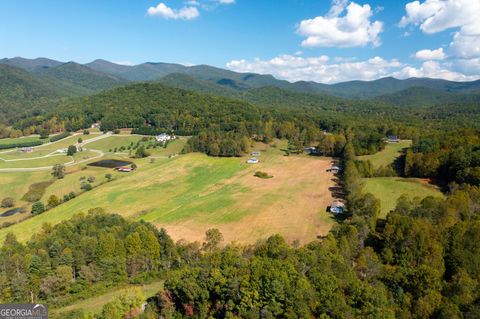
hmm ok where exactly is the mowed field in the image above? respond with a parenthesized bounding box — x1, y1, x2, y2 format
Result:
(51, 281, 163, 318)
(0, 140, 337, 245)
(363, 177, 443, 217)
(358, 140, 412, 168)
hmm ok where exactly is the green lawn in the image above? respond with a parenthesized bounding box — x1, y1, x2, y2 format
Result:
(363, 177, 443, 217)
(0, 135, 44, 146)
(86, 135, 144, 152)
(51, 280, 163, 317)
(357, 140, 412, 168)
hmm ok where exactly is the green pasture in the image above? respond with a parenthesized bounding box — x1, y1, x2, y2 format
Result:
(363, 177, 443, 217)
(357, 140, 412, 168)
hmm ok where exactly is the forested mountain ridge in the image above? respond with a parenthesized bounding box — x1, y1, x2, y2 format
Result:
(3, 57, 480, 100)
(0, 64, 61, 123)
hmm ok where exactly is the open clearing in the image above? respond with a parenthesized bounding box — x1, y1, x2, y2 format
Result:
(357, 140, 412, 168)
(52, 280, 163, 317)
(363, 177, 443, 217)
(0, 141, 337, 245)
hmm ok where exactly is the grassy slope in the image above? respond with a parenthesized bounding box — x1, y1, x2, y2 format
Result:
(52, 280, 163, 317)
(357, 140, 412, 168)
(363, 177, 443, 217)
(0, 136, 44, 146)
(0, 140, 336, 244)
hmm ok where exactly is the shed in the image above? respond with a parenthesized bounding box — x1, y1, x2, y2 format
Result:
(330, 201, 345, 214)
(247, 158, 259, 164)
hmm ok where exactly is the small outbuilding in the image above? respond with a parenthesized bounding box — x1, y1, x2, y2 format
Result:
(116, 166, 134, 173)
(327, 165, 341, 173)
(330, 201, 345, 214)
(251, 151, 261, 157)
(247, 158, 259, 164)
(387, 135, 400, 143)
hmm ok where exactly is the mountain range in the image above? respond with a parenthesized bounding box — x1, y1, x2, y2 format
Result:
(1, 56, 480, 117)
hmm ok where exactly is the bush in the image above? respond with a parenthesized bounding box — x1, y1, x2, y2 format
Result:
(1, 197, 15, 208)
(83, 129, 90, 135)
(50, 131, 70, 142)
(87, 176, 96, 183)
(81, 182, 93, 191)
(67, 145, 77, 156)
(254, 171, 273, 179)
(31, 202, 45, 215)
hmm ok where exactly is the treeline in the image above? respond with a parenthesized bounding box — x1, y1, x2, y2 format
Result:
(403, 129, 480, 186)
(9, 82, 419, 157)
(1, 183, 478, 318)
(0, 139, 43, 150)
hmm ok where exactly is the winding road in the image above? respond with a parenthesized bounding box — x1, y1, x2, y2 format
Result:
(0, 132, 110, 172)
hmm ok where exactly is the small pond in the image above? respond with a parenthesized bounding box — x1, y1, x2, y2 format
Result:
(88, 159, 133, 168)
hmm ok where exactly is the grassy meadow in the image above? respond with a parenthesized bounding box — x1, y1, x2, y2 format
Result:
(51, 281, 164, 317)
(358, 140, 412, 168)
(363, 177, 443, 217)
(0, 139, 337, 244)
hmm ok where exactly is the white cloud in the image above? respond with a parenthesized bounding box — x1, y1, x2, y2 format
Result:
(415, 48, 446, 60)
(227, 53, 479, 83)
(113, 61, 135, 66)
(147, 3, 199, 20)
(297, 0, 383, 48)
(218, 0, 235, 4)
(227, 54, 403, 84)
(400, 0, 480, 59)
(394, 60, 477, 81)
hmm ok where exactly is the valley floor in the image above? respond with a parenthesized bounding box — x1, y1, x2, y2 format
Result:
(0, 137, 338, 245)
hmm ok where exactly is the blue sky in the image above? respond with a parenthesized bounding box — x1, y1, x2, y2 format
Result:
(1, 0, 479, 83)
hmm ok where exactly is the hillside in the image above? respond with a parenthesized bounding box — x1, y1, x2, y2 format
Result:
(33, 62, 127, 94)
(376, 86, 480, 107)
(0, 64, 60, 123)
(0, 57, 63, 71)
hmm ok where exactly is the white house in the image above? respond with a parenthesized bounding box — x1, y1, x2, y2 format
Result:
(155, 133, 175, 143)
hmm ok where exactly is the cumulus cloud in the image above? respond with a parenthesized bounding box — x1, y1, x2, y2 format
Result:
(226, 53, 480, 83)
(296, 0, 383, 48)
(394, 60, 477, 81)
(400, 0, 480, 59)
(147, 3, 199, 20)
(415, 48, 446, 60)
(218, 0, 235, 4)
(227, 54, 403, 84)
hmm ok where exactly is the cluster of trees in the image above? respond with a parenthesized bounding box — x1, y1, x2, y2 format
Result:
(183, 131, 251, 157)
(403, 129, 480, 186)
(1, 179, 479, 318)
(0, 210, 176, 308)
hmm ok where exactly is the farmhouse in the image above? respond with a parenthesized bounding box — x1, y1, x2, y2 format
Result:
(247, 158, 259, 164)
(91, 123, 101, 129)
(387, 135, 400, 143)
(330, 200, 345, 214)
(155, 133, 175, 143)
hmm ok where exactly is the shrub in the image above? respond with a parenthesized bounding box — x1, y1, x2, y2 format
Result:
(254, 171, 273, 179)
(67, 145, 77, 156)
(81, 182, 93, 191)
(31, 202, 45, 215)
(50, 131, 70, 142)
(87, 176, 96, 183)
(1, 197, 15, 208)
